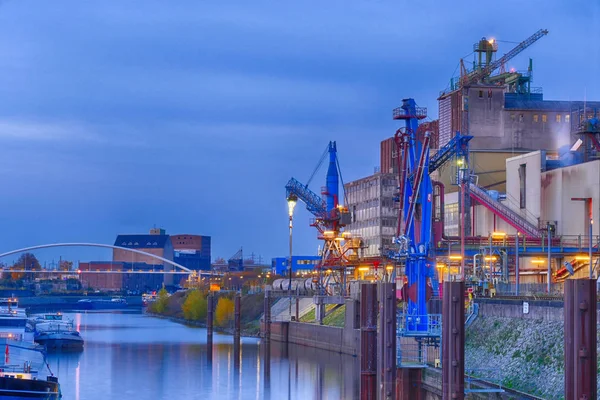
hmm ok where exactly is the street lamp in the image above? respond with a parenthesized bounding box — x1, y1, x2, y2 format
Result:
(287, 193, 298, 320)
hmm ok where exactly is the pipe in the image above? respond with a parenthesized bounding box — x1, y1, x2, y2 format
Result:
(547, 222, 551, 293)
(515, 234, 520, 295)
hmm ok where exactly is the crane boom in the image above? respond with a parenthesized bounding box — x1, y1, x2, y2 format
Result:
(285, 177, 327, 218)
(463, 29, 548, 86)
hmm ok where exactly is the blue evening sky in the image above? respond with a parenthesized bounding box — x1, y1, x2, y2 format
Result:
(0, 0, 597, 264)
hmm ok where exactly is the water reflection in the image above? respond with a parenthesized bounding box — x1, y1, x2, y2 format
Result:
(46, 312, 359, 400)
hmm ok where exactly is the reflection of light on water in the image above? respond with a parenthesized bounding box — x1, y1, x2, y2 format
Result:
(75, 360, 80, 400)
(75, 313, 81, 334)
(227, 346, 231, 398)
(255, 344, 261, 400)
(238, 342, 243, 400)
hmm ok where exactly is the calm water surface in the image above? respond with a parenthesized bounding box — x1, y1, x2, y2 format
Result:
(46, 312, 359, 400)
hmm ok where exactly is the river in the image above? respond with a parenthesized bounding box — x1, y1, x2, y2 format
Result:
(45, 311, 359, 400)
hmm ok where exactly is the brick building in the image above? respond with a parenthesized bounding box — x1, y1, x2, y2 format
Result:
(79, 262, 124, 291)
(170, 234, 211, 271)
(113, 228, 174, 284)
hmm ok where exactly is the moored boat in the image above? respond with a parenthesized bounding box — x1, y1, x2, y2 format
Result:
(76, 296, 128, 310)
(29, 313, 84, 351)
(0, 310, 61, 399)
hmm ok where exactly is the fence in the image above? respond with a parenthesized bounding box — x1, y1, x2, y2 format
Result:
(495, 282, 564, 296)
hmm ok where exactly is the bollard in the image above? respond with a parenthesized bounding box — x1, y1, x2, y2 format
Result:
(234, 293, 241, 340)
(378, 283, 396, 400)
(442, 281, 465, 400)
(207, 294, 214, 362)
(564, 279, 597, 399)
(264, 290, 271, 342)
(360, 283, 377, 400)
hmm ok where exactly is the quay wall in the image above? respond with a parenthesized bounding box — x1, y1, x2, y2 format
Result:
(270, 321, 360, 356)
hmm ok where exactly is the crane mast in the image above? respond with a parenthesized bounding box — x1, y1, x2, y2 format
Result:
(285, 142, 360, 296)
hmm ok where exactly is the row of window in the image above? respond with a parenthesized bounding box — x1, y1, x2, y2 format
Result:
(510, 113, 571, 123)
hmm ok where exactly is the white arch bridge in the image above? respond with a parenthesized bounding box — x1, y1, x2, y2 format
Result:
(0, 243, 221, 276)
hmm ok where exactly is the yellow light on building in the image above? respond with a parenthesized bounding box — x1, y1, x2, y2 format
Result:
(575, 255, 590, 261)
(491, 231, 506, 237)
(448, 255, 462, 260)
(358, 267, 369, 272)
(385, 266, 394, 271)
(436, 263, 446, 269)
(484, 256, 497, 261)
(531, 259, 545, 264)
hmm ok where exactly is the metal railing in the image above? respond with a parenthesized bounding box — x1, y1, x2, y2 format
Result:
(397, 312, 442, 337)
(465, 369, 505, 394)
(392, 106, 427, 120)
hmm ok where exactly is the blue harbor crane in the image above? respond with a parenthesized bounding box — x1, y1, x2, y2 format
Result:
(285, 142, 359, 295)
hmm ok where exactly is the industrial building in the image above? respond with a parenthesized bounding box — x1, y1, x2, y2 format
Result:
(113, 227, 175, 284)
(343, 173, 397, 258)
(271, 255, 321, 275)
(79, 261, 164, 292)
(171, 234, 211, 271)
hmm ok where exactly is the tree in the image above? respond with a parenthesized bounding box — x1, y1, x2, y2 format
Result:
(11, 253, 41, 281)
(181, 290, 207, 321)
(151, 288, 170, 314)
(215, 297, 234, 328)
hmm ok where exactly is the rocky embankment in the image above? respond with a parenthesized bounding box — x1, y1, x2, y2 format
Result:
(466, 316, 600, 399)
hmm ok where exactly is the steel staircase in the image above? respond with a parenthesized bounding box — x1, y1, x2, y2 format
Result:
(468, 183, 542, 238)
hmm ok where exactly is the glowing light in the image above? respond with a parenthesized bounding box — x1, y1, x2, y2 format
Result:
(436, 263, 446, 269)
(484, 256, 497, 261)
(448, 255, 462, 260)
(491, 232, 506, 237)
(287, 194, 298, 217)
(385, 266, 394, 271)
(488, 39, 495, 44)
(575, 256, 590, 261)
(531, 259, 545, 264)
(358, 267, 369, 272)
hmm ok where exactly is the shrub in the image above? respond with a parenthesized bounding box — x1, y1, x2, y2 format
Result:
(182, 290, 208, 321)
(151, 288, 169, 314)
(215, 297, 234, 327)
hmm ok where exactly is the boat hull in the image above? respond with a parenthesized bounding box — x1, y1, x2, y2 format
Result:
(76, 300, 128, 310)
(34, 334, 83, 351)
(0, 376, 60, 399)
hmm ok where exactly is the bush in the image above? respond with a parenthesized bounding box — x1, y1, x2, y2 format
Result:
(150, 288, 169, 314)
(215, 297, 234, 327)
(182, 290, 207, 321)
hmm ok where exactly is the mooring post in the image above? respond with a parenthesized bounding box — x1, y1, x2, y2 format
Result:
(264, 289, 271, 342)
(234, 292, 241, 372)
(234, 292, 241, 340)
(207, 294, 214, 362)
(564, 278, 597, 399)
(378, 282, 397, 400)
(442, 280, 465, 400)
(360, 283, 377, 400)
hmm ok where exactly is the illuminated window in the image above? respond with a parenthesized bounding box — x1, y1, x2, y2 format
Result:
(556, 115, 561, 123)
(542, 114, 547, 123)
(565, 114, 570, 123)
(533, 114, 539, 123)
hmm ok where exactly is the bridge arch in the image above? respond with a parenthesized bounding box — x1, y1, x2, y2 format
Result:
(0, 243, 192, 273)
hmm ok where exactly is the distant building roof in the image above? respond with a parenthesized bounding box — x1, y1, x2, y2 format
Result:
(114, 235, 170, 249)
(504, 98, 600, 111)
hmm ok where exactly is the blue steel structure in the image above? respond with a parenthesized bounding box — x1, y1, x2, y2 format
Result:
(390, 99, 473, 338)
(285, 141, 359, 295)
(390, 98, 436, 334)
